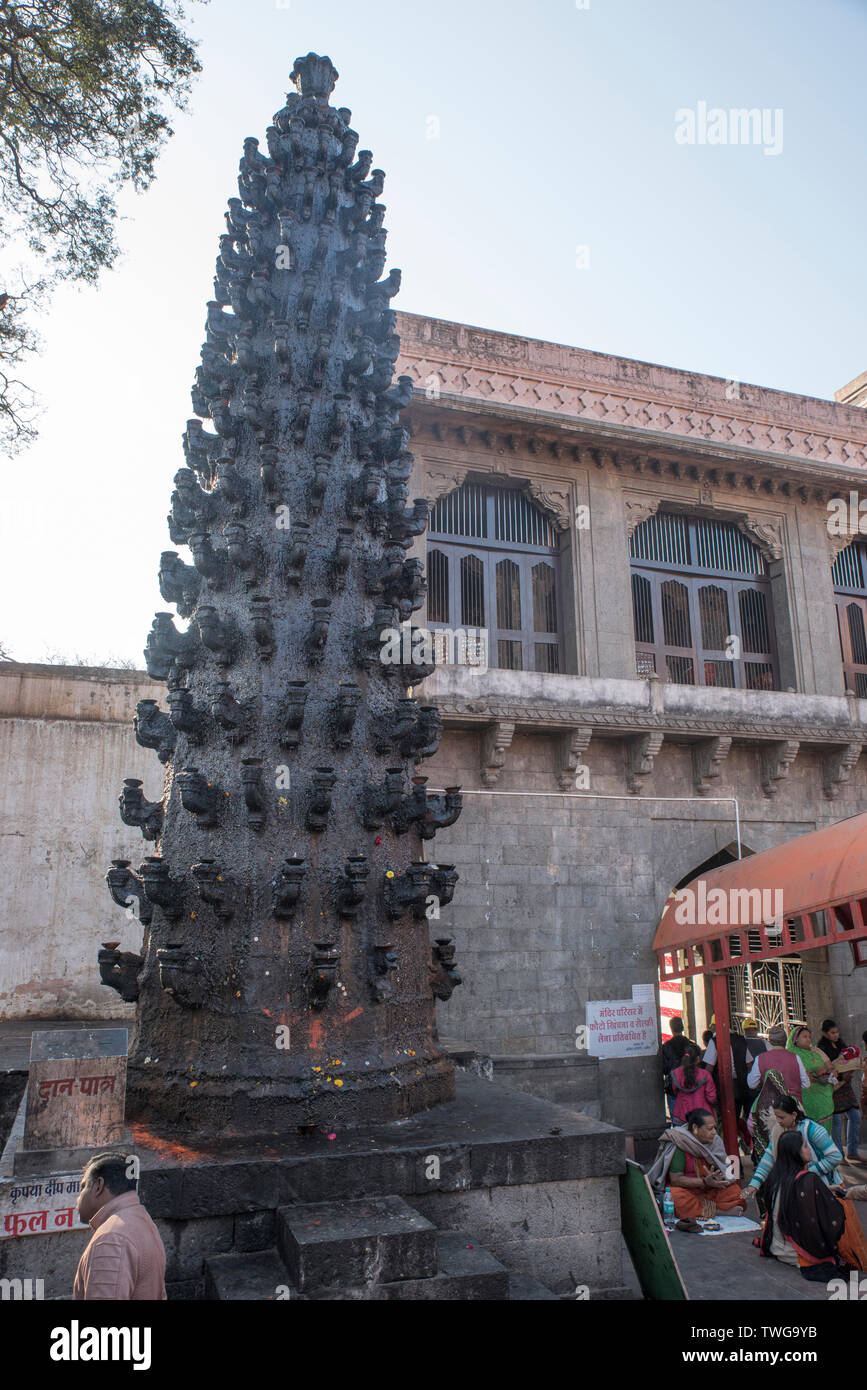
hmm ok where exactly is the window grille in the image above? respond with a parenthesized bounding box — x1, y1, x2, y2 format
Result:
(629, 513, 777, 690)
(832, 541, 867, 695)
(427, 484, 562, 673)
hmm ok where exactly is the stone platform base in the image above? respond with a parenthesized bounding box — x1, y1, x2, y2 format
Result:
(1, 1075, 629, 1300)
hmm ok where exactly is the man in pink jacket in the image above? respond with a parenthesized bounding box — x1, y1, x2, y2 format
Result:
(73, 1152, 167, 1300)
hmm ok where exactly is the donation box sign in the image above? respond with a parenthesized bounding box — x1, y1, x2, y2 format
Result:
(23, 1028, 128, 1152)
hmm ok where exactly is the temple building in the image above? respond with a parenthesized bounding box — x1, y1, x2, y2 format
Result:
(3, 313, 867, 1154)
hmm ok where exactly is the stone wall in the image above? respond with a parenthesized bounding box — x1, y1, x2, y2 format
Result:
(0, 665, 163, 1020)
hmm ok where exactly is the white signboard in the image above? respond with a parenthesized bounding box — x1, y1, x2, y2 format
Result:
(0, 1173, 85, 1238)
(586, 999, 658, 1059)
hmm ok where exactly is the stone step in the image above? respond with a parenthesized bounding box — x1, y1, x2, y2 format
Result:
(508, 1272, 560, 1301)
(205, 1249, 290, 1301)
(277, 1194, 437, 1291)
(205, 1233, 511, 1301)
(290, 1233, 510, 1301)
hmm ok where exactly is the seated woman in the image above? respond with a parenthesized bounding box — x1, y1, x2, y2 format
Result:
(665, 1109, 747, 1224)
(670, 1044, 717, 1126)
(753, 1130, 848, 1282)
(743, 1096, 867, 1271)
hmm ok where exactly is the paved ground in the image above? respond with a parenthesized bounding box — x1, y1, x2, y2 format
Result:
(668, 1154, 867, 1301)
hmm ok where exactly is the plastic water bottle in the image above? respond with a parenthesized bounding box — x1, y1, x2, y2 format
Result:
(663, 1187, 675, 1219)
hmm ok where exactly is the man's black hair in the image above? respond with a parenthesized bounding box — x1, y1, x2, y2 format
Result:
(83, 1152, 137, 1195)
(670, 1017, 684, 1034)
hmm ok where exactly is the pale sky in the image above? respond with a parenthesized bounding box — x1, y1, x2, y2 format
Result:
(2, 0, 865, 665)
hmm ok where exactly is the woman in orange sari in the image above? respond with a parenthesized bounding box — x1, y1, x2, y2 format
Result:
(667, 1109, 747, 1225)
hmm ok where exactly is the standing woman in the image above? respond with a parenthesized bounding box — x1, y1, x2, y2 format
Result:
(817, 1019, 862, 1161)
(787, 1025, 835, 1134)
(754, 1130, 847, 1282)
(670, 1043, 717, 1125)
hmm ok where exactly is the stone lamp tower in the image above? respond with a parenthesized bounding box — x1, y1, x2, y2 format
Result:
(103, 53, 464, 1139)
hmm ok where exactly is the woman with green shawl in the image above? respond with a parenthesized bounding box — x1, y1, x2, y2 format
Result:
(788, 1025, 836, 1133)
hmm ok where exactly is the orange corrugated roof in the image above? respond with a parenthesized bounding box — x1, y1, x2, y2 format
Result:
(654, 811, 867, 955)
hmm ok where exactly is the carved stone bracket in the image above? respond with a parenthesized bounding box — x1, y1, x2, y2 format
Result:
(823, 743, 862, 800)
(423, 466, 469, 505)
(737, 516, 784, 562)
(480, 720, 516, 787)
(692, 736, 732, 797)
(625, 498, 661, 539)
(557, 727, 593, 792)
(761, 740, 800, 797)
(828, 531, 857, 565)
(626, 732, 664, 795)
(526, 480, 572, 532)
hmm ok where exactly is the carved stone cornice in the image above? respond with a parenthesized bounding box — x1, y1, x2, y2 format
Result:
(760, 740, 800, 797)
(480, 720, 516, 787)
(397, 312, 867, 476)
(692, 736, 733, 797)
(429, 696, 866, 751)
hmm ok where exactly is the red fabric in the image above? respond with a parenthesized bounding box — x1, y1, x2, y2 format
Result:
(670, 1065, 717, 1123)
(758, 1047, 802, 1100)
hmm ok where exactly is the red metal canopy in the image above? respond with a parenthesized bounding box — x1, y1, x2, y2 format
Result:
(655, 811, 867, 981)
(653, 811, 867, 1160)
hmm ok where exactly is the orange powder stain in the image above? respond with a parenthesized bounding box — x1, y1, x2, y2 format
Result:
(309, 1018, 325, 1049)
(343, 1007, 363, 1023)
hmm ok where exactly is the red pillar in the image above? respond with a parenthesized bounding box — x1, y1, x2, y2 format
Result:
(711, 971, 739, 1163)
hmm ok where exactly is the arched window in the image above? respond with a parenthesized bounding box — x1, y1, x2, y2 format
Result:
(629, 513, 777, 689)
(832, 541, 867, 697)
(427, 483, 562, 672)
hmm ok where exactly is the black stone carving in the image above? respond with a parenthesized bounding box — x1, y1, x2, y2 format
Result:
(117, 53, 464, 1139)
(105, 859, 153, 927)
(310, 942, 340, 1010)
(337, 856, 370, 918)
(370, 942, 398, 1003)
(333, 683, 362, 747)
(280, 683, 309, 748)
(306, 768, 336, 832)
(430, 938, 462, 1002)
(134, 700, 176, 765)
(167, 679, 210, 743)
(191, 859, 236, 919)
(393, 778, 463, 840)
(157, 946, 205, 1009)
(210, 681, 249, 741)
(384, 861, 431, 921)
(118, 779, 163, 842)
(240, 758, 267, 830)
(159, 551, 202, 618)
(139, 857, 185, 920)
(98, 946, 143, 1003)
(362, 768, 404, 829)
(271, 858, 306, 919)
(177, 767, 222, 828)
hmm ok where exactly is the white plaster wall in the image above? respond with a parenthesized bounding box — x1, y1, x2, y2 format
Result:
(0, 666, 164, 1019)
